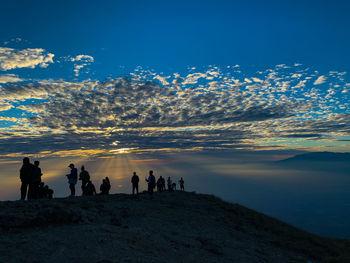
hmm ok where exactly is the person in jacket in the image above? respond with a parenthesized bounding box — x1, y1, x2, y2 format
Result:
(167, 176, 172, 192)
(131, 172, 139, 195)
(160, 176, 166, 191)
(30, 160, 43, 199)
(79, 165, 90, 195)
(179, 177, 185, 191)
(19, 157, 35, 200)
(84, 180, 97, 196)
(156, 176, 163, 192)
(66, 163, 78, 196)
(145, 170, 156, 199)
(100, 177, 111, 195)
(44, 185, 54, 199)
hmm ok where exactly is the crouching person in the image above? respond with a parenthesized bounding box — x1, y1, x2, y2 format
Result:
(100, 177, 111, 195)
(85, 180, 96, 196)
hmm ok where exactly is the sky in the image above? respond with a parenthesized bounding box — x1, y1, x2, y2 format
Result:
(0, 0, 350, 237)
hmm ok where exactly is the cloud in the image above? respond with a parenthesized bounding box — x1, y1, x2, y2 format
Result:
(182, 73, 207, 84)
(70, 55, 94, 62)
(0, 74, 23, 83)
(0, 47, 54, 70)
(314, 75, 327, 85)
(0, 79, 97, 102)
(70, 54, 94, 76)
(251, 77, 263, 83)
(0, 65, 349, 157)
(153, 75, 170, 86)
(0, 103, 13, 111)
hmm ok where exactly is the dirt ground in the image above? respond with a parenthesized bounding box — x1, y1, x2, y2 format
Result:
(0, 191, 349, 263)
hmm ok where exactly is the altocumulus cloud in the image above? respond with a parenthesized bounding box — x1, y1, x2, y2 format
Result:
(0, 74, 23, 84)
(69, 54, 94, 77)
(0, 47, 54, 71)
(0, 65, 349, 157)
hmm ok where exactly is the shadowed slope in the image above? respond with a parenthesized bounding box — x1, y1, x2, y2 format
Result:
(0, 191, 349, 263)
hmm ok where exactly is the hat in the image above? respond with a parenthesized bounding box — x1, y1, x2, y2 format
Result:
(68, 163, 74, 168)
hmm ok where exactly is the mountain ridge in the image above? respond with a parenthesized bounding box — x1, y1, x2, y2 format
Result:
(277, 151, 350, 162)
(0, 191, 349, 263)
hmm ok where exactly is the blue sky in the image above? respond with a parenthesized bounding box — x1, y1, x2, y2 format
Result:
(2, 0, 350, 74)
(0, 0, 349, 159)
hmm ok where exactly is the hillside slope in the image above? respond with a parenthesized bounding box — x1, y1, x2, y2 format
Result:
(0, 191, 349, 263)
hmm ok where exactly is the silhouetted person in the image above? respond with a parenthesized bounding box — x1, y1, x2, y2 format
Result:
(172, 182, 177, 192)
(66, 163, 77, 196)
(156, 177, 162, 192)
(30, 160, 42, 199)
(179, 177, 184, 191)
(19, 157, 35, 200)
(146, 170, 156, 198)
(84, 180, 96, 196)
(131, 172, 139, 195)
(44, 185, 54, 199)
(167, 176, 172, 192)
(100, 178, 111, 195)
(160, 176, 166, 191)
(79, 165, 90, 195)
(38, 182, 45, 198)
(105, 176, 110, 186)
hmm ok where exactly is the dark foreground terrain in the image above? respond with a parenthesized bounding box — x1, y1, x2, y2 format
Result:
(0, 191, 349, 263)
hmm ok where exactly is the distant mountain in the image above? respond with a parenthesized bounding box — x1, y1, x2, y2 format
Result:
(278, 151, 350, 163)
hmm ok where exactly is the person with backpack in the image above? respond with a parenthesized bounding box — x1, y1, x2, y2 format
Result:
(19, 157, 35, 200)
(131, 172, 139, 195)
(79, 165, 90, 195)
(145, 170, 156, 199)
(66, 163, 78, 196)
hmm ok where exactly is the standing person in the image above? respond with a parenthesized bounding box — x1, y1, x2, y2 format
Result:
(167, 176, 172, 192)
(66, 163, 78, 196)
(19, 157, 35, 200)
(156, 176, 162, 192)
(161, 176, 166, 191)
(79, 165, 90, 195)
(131, 172, 139, 195)
(146, 170, 156, 199)
(31, 160, 43, 199)
(172, 182, 177, 192)
(179, 177, 185, 191)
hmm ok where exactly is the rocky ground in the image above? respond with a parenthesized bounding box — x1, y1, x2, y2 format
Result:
(0, 191, 349, 263)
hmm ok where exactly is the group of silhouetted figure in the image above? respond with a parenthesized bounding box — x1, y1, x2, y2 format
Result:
(131, 171, 185, 199)
(19, 157, 185, 200)
(19, 157, 54, 200)
(65, 163, 111, 196)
